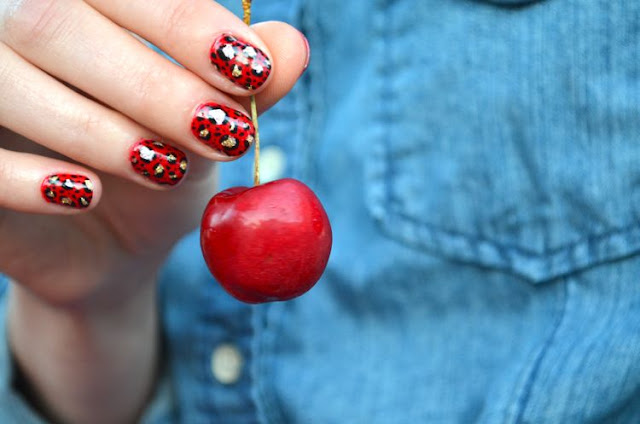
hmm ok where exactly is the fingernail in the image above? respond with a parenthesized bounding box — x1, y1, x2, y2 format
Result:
(210, 34, 272, 90)
(42, 174, 93, 209)
(191, 103, 255, 156)
(130, 139, 188, 186)
(301, 32, 310, 75)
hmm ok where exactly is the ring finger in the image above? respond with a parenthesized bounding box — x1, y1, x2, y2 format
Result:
(0, 42, 190, 189)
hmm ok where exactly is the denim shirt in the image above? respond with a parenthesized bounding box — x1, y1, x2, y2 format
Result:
(2, 0, 640, 422)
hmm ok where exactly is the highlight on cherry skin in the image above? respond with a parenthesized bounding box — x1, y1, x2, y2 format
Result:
(200, 178, 332, 303)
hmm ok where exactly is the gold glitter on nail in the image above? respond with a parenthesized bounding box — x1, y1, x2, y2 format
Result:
(179, 160, 188, 171)
(221, 136, 237, 148)
(84, 180, 93, 191)
(80, 197, 89, 207)
(154, 164, 165, 176)
(45, 189, 55, 198)
(61, 197, 72, 205)
(232, 65, 242, 78)
(199, 129, 210, 138)
(167, 154, 177, 163)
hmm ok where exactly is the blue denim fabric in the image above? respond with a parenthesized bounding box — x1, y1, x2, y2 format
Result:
(2, 0, 640, 422)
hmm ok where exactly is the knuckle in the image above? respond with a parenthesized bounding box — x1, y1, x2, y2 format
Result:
(161, 0, 197, 44)
(0, 51, 16, 96)
(0, 204, 6, 234)
(67, 110, 100, 148)
(78, 112, 101, 136)
(0, 149, 15, 204)
(0, 196, 7, 240)
(0, 148, 13, 178)
(2, 0, 72, 49)
(127, 65, 171, 115)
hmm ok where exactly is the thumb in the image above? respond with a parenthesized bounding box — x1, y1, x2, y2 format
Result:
(238, 21, 310, 114)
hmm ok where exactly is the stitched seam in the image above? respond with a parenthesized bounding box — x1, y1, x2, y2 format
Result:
(391, 209, 640, 258)
(366, 2, 640, 276)
(378, 208, 640, 282)
(507, 280, 569, 424)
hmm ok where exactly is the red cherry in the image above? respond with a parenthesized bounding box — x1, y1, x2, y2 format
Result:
(200, 178, 332, 303)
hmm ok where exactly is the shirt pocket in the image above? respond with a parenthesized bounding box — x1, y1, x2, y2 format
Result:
(365, 0, 640, 283)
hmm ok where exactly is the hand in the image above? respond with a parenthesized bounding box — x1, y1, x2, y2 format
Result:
(0, 0, 308, 422)
(0, 0, 307, 304)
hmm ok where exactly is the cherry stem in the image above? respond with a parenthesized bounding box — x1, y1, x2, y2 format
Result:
(242, 0, 260, 186)
(250, 94, 260, 186)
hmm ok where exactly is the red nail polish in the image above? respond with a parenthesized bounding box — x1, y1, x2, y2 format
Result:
(41, 174, 93, 209)
(191, 103, 255, 156)
(130, 139, 188, 186)
(210, 34, 272, 90)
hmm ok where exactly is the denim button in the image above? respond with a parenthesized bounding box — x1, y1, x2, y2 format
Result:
(211, 343, 243, 385)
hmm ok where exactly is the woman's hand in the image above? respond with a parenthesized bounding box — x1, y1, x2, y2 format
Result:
(0, 0, 308, 422)
(0, 0, 308, 303)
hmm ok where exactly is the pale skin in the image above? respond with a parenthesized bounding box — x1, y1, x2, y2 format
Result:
(0, 0, 308, 422)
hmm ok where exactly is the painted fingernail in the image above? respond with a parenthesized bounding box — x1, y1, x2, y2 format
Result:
(301, 32, 310, 75)
(210, 34, 272, 90)
(42, 174, 93, 209)
(130, 139, 188, 186)
(191, 103, 255, 156)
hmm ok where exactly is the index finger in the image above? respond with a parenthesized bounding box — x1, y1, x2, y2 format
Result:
(87, 0, 274, 95)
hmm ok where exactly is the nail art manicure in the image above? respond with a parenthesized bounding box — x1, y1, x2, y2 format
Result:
(191, 103, 255, 156)
(130, 140, 188, 186)
(210, 34, 272, 90)
(42, 174, 93, 209)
